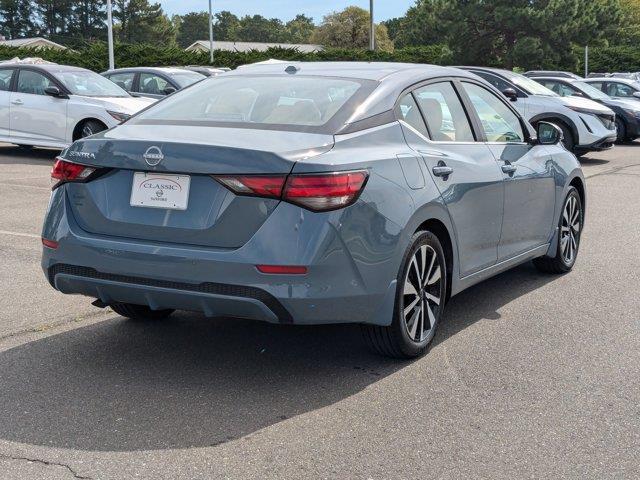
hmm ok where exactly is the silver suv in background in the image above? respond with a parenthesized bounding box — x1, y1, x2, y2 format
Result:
(461, 67, 617, 155)
(102, 67, 205, 99)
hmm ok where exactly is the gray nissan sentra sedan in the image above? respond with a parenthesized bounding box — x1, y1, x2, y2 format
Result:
(41, 62, 585, 358)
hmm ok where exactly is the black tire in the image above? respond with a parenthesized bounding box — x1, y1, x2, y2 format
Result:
(558, 122, 575, 153)
(533, 187, 583, 274)
(78, 120, 107, 139)
(361, 230, 447, 358)
(111, 303, 174, 321)
(615, 117, 627, 144)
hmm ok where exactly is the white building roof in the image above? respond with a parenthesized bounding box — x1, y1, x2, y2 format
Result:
(0, 37, 67, 50)
(186, 40, 323, 53)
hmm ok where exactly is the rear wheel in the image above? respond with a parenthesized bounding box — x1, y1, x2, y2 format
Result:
(362, 231, 446, 358)
(111, 303, 174, 321)
(533, 187, 583, 273)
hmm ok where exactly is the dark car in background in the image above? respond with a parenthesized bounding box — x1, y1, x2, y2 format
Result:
(533, 76, 640, 143)
(101, 67, 205, 99)
(584, 77, 640, 104)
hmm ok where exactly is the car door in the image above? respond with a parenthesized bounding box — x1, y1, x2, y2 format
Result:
(0, 68, 16, 138)
(460, 80, 556, 260)
(137, 72, 174, 99)
(10, 68, 68, 144)
(398, 80, 504, 277)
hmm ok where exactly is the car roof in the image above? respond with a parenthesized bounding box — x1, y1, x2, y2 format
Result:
(103, 67, 193, 75)
(585, 77, 639, 85)
(229, 61, 476, 82)
(224, 61, 496, 125)
(0, 63, 89, 74)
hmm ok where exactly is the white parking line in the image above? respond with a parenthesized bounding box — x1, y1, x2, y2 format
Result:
(0, 230, 40, 239)
(0, 182, 50, 191)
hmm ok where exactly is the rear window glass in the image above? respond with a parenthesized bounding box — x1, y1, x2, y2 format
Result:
(131, 75, 373, 133)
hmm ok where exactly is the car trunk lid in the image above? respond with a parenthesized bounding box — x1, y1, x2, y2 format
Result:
(64, 126, 333, 248)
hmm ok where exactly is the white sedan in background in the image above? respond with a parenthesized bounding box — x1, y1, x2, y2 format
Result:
(0, 63, 155, 149)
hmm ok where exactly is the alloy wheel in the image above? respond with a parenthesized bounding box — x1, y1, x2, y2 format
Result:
(82, 124, 94, 137)
(402, 244, 443, 343)
(560, 195, 581, 264)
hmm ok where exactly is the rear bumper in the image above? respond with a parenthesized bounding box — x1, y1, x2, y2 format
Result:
(48, 264, 292, 323)
(41, 187, 403, 326)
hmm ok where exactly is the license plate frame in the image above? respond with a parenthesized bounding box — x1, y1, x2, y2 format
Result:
(130, 172, 191, 210)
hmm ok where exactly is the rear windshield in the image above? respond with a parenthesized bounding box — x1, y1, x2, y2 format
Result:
(130, 75, 375, 133)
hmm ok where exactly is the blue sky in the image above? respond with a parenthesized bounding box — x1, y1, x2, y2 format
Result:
(158, 1, 416, 22)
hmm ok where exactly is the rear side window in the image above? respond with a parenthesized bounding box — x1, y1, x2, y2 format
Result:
(107, 72, 135, 91)
(0, 69, 14, 91)
(395, 93, 428, 137)
(414, 82, 475, 142)
(16, 70, 54, 95)
(463, 82, 524, 142)
(131, 75, 375, 133)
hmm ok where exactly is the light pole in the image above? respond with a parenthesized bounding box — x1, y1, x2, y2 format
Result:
(208, 0, 214, 64)
(106, 0, 115, 70)
(585, 45, 589, 78)
(369, 0, 375, 51)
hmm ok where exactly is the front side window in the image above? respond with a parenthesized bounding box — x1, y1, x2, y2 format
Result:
(0, 69, 14, 91)
(395, 93, 428, 137)
(472, 71, 513, 94)
(538, 80, 577, 97)
(463, 82, 525, 142)
(168, 71, 205, 88)
(607, 82, 636, 97)
(139, 73, 171, 95)
(16, 70, 54, 95)
(131, 75, 373, 133)
(107, 72, 135, 91)
(414, 82, 475, 142)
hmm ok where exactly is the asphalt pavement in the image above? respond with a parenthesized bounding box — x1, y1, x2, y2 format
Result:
(0, 143, 638, 479)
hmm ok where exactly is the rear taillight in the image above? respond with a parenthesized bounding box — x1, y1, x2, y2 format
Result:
(214, 175, 287, 198)
(51, 157, 96, 189)
(283, 171, 368, 211)
(212, 170, 368, 212)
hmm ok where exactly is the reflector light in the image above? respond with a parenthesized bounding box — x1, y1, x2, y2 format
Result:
(256, 265, 308, 274)
(51, 157, 95, 188)
(41, 238, 59, 249)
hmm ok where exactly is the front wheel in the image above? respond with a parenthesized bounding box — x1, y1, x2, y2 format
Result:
(533, 187, 583, 273)
(362, 231, 447, 358)
(79, 120, 107, 139)
(615, 118, 627, 144)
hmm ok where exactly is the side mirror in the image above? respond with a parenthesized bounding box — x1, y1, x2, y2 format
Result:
(571, 92, 585, 98)
(502, 87, 518, 102)
(163, 87, 177, 95)
(633, 91, 640, 99)
(44, 86, 65, 98)
(536, 121, 563, 145)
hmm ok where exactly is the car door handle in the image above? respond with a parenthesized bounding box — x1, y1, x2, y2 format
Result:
(432, 165, 453, 178)
(11, 99, 23, 105)
(501, 164, 517, 175)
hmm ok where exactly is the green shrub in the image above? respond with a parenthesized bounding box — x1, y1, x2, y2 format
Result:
(0, 43, 453, 72)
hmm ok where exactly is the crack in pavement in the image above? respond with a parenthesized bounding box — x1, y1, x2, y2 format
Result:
(0, 309, 111, 343)
(0, 453, 93, 479)
(585, 162, 640, 179)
